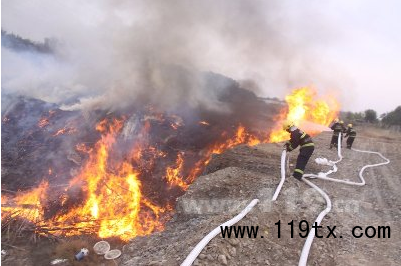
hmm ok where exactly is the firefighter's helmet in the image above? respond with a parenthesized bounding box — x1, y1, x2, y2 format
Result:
(282, 120, 295, 131)
(348, 124, 353, 128)
(339, 120, 344, 124)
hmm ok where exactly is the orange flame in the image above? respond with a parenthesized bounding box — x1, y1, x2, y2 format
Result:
(53, 127, 77, 137)
(75, 143, 92, 153)
(165, 153, 189, 190)
(170, 115, 183, 130)
(269, 87, 340, 142)
(199, 121, 210, 126)
(59, 118, 164, 240)
(210, 125, 261, 154)
(187, 125, 261, 183)
(1, 181, 48, 221)
(2, 118, 165, 241)
(2, 114, 268, 240)
(170, 123, 179, 130)
(38, 118, 50, 128)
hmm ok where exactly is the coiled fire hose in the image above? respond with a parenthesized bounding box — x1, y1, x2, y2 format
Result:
(296, 133, 390, 266)
(182, 133, 389, 266)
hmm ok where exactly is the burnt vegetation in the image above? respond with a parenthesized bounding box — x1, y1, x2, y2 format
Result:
(1, 72, 282, 247)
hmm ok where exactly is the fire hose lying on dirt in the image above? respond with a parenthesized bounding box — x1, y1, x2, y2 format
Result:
(296, 133, 390, 266)
(181, 133, 390, 266)
(180, 199, 259, 266)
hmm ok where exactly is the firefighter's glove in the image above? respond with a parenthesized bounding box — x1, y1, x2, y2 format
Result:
(284, 143, 290, 152)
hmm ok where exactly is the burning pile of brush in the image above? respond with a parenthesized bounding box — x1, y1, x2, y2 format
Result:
(1, 86, 339, 242)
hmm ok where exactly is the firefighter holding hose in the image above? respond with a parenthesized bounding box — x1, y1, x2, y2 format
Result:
(283, 121, 315, 181)
(329, 118, 343, 149)
(344, 124, 357, 149)
(339, 120, 347, 145)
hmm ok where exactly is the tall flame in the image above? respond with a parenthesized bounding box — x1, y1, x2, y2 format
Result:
(1, 89, 339, 241)
(58, 118, 165, 240)
(2, 120, 262, 241)
(269, 87, 340, 142)
(2, 118, 165, 241)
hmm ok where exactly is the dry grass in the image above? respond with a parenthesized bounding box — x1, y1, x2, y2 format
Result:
(357, 125, 401, 142)
(1, 214, 122, 265)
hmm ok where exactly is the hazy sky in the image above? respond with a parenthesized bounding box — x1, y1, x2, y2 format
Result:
(2, 0, 400, 114)
(303, 0, 401, 114)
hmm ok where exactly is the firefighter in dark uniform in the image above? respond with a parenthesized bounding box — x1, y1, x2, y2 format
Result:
(283, 121, 315, 181)
(339, 120, 347, 146)
(329, 118, 343, 149)
(344, 124, 357, 149)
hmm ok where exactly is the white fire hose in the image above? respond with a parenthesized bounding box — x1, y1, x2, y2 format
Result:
(298, 178, 332, 266)
(295, 133, 390, 266)
(182, 149, 289, 265)
(180, 199, 259, 266)
(272, 150, 287, 201)
(182, 132, 390, 266)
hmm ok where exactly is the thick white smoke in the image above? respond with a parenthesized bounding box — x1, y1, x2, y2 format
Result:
(2, 0, 348, 111)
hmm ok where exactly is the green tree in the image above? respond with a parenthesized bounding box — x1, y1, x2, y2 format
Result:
(382, 106, 401, 126)
(364, 109, 377, 123)
(343, 111, 364, 122)
(345, 111, 354, 121)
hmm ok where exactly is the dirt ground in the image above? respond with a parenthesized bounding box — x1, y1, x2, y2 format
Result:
(119, 126, 401, 266)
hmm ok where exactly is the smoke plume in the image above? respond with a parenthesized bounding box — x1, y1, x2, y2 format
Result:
(2, 0, 346, 112)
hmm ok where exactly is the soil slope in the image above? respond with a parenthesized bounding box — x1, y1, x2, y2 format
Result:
(121, 127, 401, 266)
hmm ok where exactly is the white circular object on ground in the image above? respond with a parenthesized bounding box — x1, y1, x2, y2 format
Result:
(318, 172, 326, 178)
(315, 158, 329, 165)
(93, 241, 110, 255)
(104, 249, 122, 260)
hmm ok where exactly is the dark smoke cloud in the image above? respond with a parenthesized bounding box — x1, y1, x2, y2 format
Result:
(2, 0, 347, 111)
